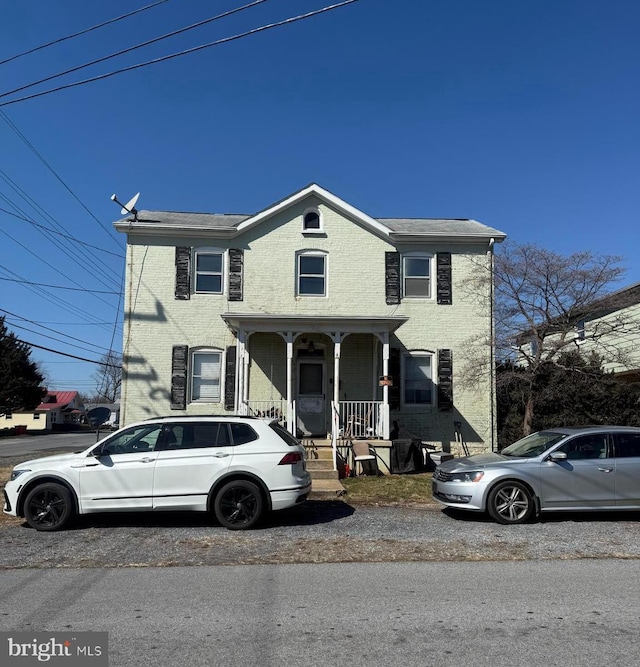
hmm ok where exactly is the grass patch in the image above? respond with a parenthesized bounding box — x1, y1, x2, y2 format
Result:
(342, 472, 434, 505)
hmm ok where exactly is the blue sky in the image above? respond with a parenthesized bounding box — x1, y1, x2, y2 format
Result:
(1, 0, 639, 394)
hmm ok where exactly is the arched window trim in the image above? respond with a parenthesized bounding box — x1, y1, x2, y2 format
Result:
(302, 207, 323, 234)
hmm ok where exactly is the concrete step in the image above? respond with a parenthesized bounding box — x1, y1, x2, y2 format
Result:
(306, 457, 339, 481)
(309, 478, 346, 500)
(303, 445, 334, 461)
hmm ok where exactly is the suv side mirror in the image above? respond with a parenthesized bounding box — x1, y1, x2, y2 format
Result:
(548, 451, 567, 462)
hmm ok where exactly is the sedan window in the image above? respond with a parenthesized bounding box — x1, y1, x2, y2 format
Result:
(555, 434, 608, 460)
(613, 432, 640, 458)
(501, 431, 566, 458)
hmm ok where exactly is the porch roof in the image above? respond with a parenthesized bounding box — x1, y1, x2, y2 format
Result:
(221, 313, 409, 335)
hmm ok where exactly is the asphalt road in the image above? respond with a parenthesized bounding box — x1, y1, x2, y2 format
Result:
(1, 560, 638, 667)
(0, 431, 101, 457)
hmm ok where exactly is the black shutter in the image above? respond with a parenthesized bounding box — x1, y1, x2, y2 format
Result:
(224, 346, 237, 411)
(175, 247, 191, 300)
(385, 252, 401, 305)
(171, 345, 188, 410)
(228, 249, 243, 302)
(437, 348, 453, 411)
(436, 252, 452, 304)
(389, 347, 401, 410)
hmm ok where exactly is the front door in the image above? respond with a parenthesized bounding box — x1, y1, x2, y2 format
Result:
(297, 359, 326, 437)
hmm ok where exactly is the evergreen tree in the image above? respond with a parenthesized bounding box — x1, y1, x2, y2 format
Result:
(0, 316, 45, 416)
(497, 351, 640, 447)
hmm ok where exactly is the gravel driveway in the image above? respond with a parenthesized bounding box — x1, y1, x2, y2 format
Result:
(2, 500, 640, 569)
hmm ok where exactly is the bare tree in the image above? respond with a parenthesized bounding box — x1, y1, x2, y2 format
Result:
(91, 351, 122, 403)
(463, 242, 634, 436)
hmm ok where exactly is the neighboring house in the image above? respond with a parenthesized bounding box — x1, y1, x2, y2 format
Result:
(0, 390, 85, 432)
(115, 183, 506, 456)
(571, 282, 640, 382)
(84, 402, 121, 429)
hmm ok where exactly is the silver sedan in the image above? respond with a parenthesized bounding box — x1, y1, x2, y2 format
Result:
(432, 426, 640, 524)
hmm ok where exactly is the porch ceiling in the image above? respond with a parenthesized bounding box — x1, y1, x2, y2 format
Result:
(221, 313, 408, 335)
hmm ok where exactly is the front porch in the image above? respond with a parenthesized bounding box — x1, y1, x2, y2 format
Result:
(223, 313, 408, 472)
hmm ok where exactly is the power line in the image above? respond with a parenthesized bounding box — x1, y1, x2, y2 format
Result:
(0, 225, 120, 308)
(5, 320, 116, 356)
(0, 334, 121, 367)
(0, 275, 120, 294)
(0, 264, 115, 329)
(1, 307, 120, 352)
(0, 206, 124, 258)
(0, 1, 360, 107)
(0, 182, 123, 290)
(0, 110, 122, 248)
(0, 1, 171, 66)
(0, 0, 272, 100)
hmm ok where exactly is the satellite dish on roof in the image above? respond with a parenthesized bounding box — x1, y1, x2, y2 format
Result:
(111, 191, 140, 220)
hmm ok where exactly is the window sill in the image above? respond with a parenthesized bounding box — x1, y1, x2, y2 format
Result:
(301, 230, 326, 237)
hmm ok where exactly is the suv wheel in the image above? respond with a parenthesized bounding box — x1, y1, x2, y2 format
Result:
(24, 482, 75, 531)
(214, 480, 263, 530)
(487, 480, 534, 525)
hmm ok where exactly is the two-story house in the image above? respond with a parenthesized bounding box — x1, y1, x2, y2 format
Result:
(115, 184, 506, 460)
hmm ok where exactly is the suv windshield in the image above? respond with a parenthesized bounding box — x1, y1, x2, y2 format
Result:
(501, 431, 567, 458)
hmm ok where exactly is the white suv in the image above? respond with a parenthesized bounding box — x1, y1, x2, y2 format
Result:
(3, 417, 311, 531)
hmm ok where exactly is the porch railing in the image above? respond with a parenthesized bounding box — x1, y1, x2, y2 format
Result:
(338, 401, 385, 439)
(243, 400, 287, 423)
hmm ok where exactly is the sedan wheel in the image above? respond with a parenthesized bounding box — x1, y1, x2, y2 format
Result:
(214, 480, 263, 530)
(24, 483, 74, 531)
(487, 480, 534, 525)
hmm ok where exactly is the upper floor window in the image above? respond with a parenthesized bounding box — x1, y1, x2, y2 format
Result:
(402, 352, 433, 406)
(191, 349, 222, 402)
(302, 208, 323, 233)
(403, 254, 431, 298)
(194, 249, 223, 294)
(298, 252, 326, 296)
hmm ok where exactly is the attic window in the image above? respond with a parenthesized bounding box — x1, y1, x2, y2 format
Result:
(302, 209, 322, 233)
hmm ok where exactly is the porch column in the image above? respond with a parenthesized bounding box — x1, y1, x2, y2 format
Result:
(330, 332, 344, 471)
(285, 332, 294, 435)
(236, 329, 248, 415)
(381, 332, 390, 439)
(240, 329, 251, 415)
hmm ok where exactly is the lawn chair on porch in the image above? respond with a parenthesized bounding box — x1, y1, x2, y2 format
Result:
(352, 441, 378, 476)
(343, 406, 373, 440)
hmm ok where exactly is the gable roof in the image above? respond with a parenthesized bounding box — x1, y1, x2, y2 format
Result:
(114, 183, 506, 243)
(36, 390, 81, 412)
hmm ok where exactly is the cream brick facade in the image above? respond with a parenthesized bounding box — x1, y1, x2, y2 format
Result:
(117, 185, 506, 453)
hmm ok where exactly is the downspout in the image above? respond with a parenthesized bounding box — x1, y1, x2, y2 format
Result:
(121, 244, 134, 427)
(488, 237, 496, 451)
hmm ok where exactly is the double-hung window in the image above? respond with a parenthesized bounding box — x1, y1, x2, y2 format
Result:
(194, 249, 223, 294)
(403, 352, 433, 406)
(403, 254, 431, 298)
(191, 350, 222, 402)
(298, 252, 326, 296)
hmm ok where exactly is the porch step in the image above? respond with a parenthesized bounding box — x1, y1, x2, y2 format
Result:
(309, 478, 346, 500)
(304, 447, 346, 498)
(305, 459, 338, 477)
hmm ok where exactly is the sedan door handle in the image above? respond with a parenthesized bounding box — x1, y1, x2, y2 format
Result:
(139, 457, 155, 463)
(213, 452, 231, 458)
(597, 467, 613, 473)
